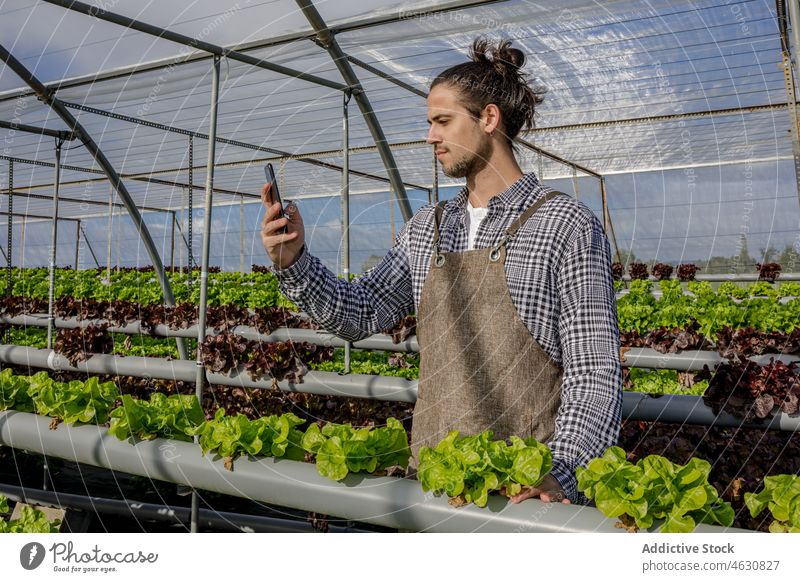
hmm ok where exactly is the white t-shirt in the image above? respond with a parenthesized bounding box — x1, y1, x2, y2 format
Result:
(465, 199, 489, 250)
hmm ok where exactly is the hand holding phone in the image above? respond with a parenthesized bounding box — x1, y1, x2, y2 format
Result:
(264, 163, 287, 234)
(261, 164, 305, 269)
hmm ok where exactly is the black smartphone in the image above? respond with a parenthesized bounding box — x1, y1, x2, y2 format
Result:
(264, 163, 288, 234)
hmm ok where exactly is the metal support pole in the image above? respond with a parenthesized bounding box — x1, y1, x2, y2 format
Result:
(6, 160, 12, 298)
(192, 55, 221, 534)
(170, 211, 176, 272)
(114, 207, 121, 271)
(80, 223, 100, 268)
(105, 186, 112, 279)
(538, 149, 545, 181)
(571, 166, 580, 201)
(178, 199, 184, 272)
(781, 0, 800, 210)
(188, 138, 193, 286)
(789, 0, 800, 87)
(74, 220, 80, 269)
(390, 187, 395, 242)
(174, 215, 197, 269)
(44, 138, 64, 493)
(47, 140, 63, 352)
(600, 177, 622, 263)
(239, 194, 244, 273)
(342, 90, 352, 374)
(19, 216, 25, 267)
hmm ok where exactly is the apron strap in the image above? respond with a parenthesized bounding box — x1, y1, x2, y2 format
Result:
(504, 190, 565, 238)
(432, 200, 447, 251)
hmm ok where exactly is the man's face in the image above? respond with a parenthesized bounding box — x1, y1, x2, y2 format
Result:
(426, 84, 492, 179)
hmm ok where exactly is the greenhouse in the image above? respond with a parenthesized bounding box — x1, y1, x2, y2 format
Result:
(0, 0, 799, 536)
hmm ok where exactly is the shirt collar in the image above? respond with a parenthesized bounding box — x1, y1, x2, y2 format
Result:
(448, 172, 544, 216)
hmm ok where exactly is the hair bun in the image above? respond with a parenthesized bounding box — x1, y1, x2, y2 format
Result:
(471, 38, 524, 74)
(494, 41, 525, 71)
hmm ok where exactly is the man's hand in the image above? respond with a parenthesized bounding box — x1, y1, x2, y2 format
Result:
(509, 474, 571, 504)
(261, 182, 305, 269)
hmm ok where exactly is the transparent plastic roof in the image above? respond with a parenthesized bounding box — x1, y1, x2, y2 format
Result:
(0, 0, 795, 269)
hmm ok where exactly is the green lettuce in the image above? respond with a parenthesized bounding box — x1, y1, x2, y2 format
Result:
(301, 417, 410, 481)
(418, 430, 552, 508)
(577, 446, 734, 533)
(108, 393, 205, 442)
(26, 372, 119, 425)
(744, 475, 800, 533)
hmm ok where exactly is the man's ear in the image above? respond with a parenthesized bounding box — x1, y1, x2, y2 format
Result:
(482, 103, 502, 136)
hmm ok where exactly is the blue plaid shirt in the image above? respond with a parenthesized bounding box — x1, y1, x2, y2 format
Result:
(272, 172, 622, 503)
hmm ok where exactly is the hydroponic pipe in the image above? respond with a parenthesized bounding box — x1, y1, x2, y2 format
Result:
(204, 368, 417, 403)
(621, 347, 798, 371)
(0, 314, 421, 352)
(3, 344, 798, 431)
(622, 392, 800, 431)
(0, 345, 417, 402)
(11, 314, 800, 369)
(0, 483, 368, 533)
(0, 345, 197, 383)
(0, 411, 746, 533)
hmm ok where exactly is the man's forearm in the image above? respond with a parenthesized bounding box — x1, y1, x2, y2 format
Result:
(271, 236, 414, 343)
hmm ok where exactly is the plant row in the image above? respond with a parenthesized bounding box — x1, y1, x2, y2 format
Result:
(0, 267, 294, 308)
(3, 293, 799, 362)
(8, 324, 798, 421)
(618, 419, 800, 532)
(617, 280, 800, 341)
(0, 297, 314, 334)
(0, 369, 410, 482)
(3, 368, 798, 532)
(613, 261, 786, 282)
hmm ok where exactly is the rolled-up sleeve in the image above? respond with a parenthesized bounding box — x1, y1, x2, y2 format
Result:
(271, 221, 415, 342)
(548, 214, 622, 504)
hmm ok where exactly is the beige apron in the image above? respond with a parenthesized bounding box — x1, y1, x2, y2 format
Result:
(409, 191, 565, 472)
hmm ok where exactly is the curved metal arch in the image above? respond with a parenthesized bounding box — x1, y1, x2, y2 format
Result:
(0, 42, 188, 360)
(296, 0, 413, 222)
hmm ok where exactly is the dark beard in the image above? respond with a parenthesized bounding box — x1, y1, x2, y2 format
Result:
(442, 137, 492, 178)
